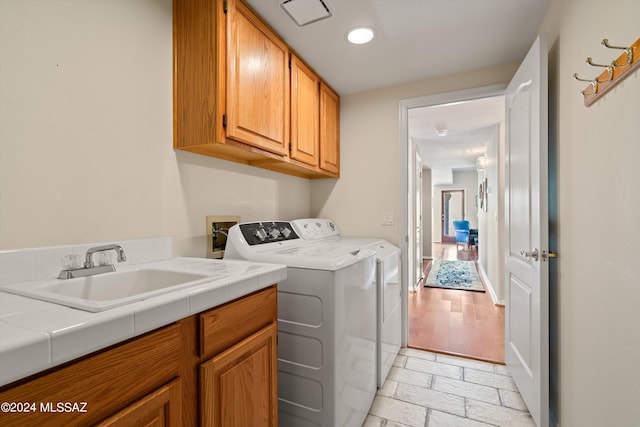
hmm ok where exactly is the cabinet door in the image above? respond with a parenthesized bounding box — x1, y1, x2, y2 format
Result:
(226, 0, 289, 156)
(173, 0, 225, 150)
(96, 379, 182, 427)
(201, 323, 278, 427)
(290, 55, 319, 166)
(319, 82, 340, 175)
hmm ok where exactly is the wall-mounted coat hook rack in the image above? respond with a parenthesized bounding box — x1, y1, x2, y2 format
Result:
(574, 37, 640, 106)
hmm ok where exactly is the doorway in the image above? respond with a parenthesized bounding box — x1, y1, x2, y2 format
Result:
(399, 84, 507, 363)
(441, 189, 464, 243)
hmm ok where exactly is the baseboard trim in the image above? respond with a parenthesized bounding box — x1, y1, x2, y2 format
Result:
(477, 262, 505, 306)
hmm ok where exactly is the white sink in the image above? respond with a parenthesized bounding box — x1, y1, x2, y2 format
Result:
(0, 268, 214, 312)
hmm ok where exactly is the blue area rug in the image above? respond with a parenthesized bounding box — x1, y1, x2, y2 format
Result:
(424, 260, 485, 292)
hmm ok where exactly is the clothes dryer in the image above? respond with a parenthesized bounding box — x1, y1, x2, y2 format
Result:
(291, 218, 402, 388)
(224, 221, 377, 427)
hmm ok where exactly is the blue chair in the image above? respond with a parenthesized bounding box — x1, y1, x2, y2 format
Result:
(452, 220, 470, 250)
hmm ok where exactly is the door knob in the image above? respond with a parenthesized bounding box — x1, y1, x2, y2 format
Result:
(520, 248, 539, 261)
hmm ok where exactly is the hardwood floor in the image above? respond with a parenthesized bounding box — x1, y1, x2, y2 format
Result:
(408, 243, 505, 364)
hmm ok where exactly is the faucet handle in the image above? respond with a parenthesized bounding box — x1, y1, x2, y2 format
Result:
(62, 254, 82, 270)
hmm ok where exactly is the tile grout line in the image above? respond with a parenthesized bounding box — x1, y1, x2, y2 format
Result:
(463, 396, 468, 420)
(497, 385, 504, 407)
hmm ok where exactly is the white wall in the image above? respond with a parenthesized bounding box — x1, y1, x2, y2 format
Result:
(478, 125, 504, 303)
(540, 1, 640, 425)
(311, 63, 519, 246)
(0, 0, 311, 255)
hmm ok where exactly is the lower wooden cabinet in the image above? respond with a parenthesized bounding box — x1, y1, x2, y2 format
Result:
(201, 323, 278, 427)
(0, 286, 278, 427)
(0, 322, 183, 427)
(97, 379, 182, 427)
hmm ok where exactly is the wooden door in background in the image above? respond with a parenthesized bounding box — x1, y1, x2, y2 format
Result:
(441, 190, 464, 243)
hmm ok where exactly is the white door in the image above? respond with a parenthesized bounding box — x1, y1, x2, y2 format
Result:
(504, 34, 549, 427)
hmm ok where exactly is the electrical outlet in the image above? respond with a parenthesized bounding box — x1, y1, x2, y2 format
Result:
(206, 215, 240, 259)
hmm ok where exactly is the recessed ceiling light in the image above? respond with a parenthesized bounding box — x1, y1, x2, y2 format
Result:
(435, 127, 448, 137)
(347, 27, 374, 44)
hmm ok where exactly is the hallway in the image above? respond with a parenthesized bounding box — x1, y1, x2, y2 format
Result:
(409, 244, 505, 364)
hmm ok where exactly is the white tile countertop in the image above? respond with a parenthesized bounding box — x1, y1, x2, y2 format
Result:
(0, 253, 286, 387)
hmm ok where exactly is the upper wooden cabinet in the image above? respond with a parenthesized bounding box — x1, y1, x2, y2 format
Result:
(174, 0, 339, 179)
(290, 54, 319, 167)
(226, 0, 289, 156)
(319, 82, 340, 175)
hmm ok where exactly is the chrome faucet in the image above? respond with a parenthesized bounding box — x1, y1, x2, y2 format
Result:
(58, 244, 127, 279)
(84, 244, 127, 268)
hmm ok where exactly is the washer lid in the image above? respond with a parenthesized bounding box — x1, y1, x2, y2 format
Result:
(338, 237, 400, 258)
(252, 245, 376, 270)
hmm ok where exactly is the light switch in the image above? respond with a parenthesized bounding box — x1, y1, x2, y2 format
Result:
(381, 211, 395, 226)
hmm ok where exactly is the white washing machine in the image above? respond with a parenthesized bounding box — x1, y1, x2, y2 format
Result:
(224, 221, 377, 427)
(291, 219, 402, 388)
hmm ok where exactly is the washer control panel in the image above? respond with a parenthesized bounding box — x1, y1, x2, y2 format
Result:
(238, 222, 299, 246)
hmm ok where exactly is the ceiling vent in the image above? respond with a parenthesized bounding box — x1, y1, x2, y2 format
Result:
(279, 0, 333, 26)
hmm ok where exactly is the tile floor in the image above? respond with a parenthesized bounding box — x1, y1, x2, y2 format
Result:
(365, 348, 536, 427)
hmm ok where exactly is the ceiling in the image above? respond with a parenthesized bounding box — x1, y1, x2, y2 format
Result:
(409, 95, 504, 176)
(244, 0, 549, 174)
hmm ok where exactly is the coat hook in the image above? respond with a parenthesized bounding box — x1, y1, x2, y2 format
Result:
(573, 73, 599, 93)
(586, 57, 611, 68)
(586, 57, 613, 81)
(601, 39, 633, 66)
(601, 39, 629, 50)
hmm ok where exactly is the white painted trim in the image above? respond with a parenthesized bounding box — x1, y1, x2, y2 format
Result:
(399, 83, 508, 348)
(477, 261, 504, 306)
